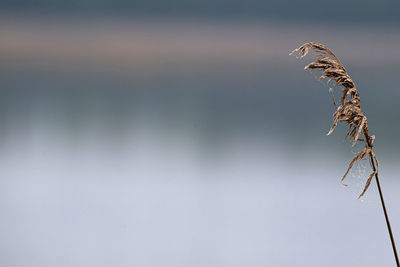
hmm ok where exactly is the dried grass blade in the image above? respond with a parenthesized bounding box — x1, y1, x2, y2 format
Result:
(358, 171, 377, 198)
(342, 147, 371, 182)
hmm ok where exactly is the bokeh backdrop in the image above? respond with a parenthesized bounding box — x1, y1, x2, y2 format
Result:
(1, 1, 400, 267)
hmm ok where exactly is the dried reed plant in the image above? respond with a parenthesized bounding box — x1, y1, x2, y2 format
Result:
(290, 42, 399, 266)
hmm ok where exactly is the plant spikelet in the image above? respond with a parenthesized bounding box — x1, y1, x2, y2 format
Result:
(290, 42, 379, 198)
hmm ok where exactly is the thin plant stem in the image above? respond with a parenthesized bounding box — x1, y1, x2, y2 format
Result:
(374, 172, 399, 267)
(364, 131, 400, 267)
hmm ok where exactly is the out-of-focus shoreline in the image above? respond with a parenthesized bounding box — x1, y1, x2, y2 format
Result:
(1, 15, 400, 72)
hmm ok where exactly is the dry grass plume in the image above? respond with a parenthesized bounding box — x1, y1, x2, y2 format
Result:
(290, 42, 399, 266)
(290, 42, 377, 198)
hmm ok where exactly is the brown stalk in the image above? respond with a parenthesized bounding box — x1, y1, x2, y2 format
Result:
(290, 42, 399, 266)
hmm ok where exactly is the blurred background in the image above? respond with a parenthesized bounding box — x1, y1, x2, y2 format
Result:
(1, 1, 400, 266)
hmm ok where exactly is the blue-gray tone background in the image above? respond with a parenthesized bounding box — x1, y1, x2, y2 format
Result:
(0, 2, 400, 267)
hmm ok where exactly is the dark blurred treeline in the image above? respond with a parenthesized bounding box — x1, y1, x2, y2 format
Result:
(1, 0, 399, 23)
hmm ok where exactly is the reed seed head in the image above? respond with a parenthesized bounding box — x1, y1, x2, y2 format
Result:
(290, 42, 378, 198)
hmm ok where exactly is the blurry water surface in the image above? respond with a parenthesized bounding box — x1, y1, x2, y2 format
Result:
(0, 16, 400, 267)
